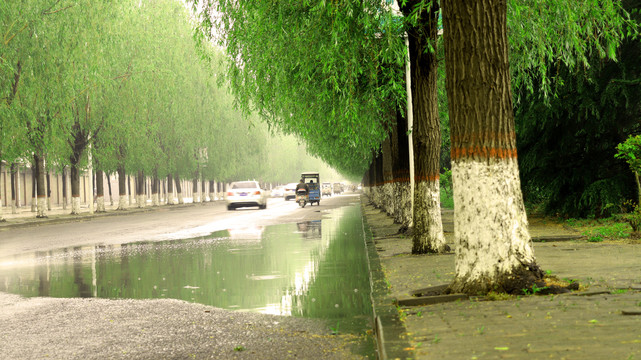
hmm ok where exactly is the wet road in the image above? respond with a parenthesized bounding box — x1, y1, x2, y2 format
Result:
(0, 193, 373, 359)
(0, 194, 360, 258)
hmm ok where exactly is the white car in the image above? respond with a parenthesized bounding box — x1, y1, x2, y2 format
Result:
(271, 185, 285, 198)
(225, 181, 268, 210)
(283, 182, 298, 201)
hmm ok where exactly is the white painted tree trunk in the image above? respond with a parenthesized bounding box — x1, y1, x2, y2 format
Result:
(0, 200, 4, 221)
(118, 196, 128, 210)
(450, 158, 536, 291)
(393, 182, 413, 228)
(383, 183, 394, 216)
(11, 202, 17, 214)
(152, 193, 159, 207)
(167, 192, 174, 205)
(37, 197, 47, 218)
(372, 186, 381, 208)
(177, 192, 184, 204)
(31, 197, 36, 212)
(96, 196, 106, 212)
(71, 196, 81, 215)
(413, 180, 447, 252)
(136, 194, 145, 208)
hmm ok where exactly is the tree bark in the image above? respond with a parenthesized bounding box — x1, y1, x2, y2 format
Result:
(127, 175, 132, 206)
(107, 172, 113, 206)
(152, 171, 159, 206)
(400, 0, 447, 254)
(10, 163, 17, 214)
(175, 174, 183, 204)
(392, 108, 412, 228)
(62, 166, 68, 210)
(96, 169, 106, 212)
(381, 136, 394, 216)
(443, 0, 542, 294)
(166, 174, 174, 205)
(31, 161, 37, 212)
(117, 167, 127, 210)
(136, 171, 145, 208)
(192, 171, 200, 203)
(46, 171, 52, 211)
(34, 154, 47, 218)
(201, 178, 207, 202)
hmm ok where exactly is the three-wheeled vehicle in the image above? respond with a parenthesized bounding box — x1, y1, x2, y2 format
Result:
(296, 172, 321, 207)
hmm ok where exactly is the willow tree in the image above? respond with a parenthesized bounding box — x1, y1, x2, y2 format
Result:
(191, 1, 405, 177)
(399, 1, 448, 253)
(443, 0, 635, 294)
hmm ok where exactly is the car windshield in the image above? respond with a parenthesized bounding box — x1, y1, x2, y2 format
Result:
(231, 181, 258, 189)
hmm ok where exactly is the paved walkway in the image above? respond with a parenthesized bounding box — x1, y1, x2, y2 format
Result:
(361, 197, 641, 360)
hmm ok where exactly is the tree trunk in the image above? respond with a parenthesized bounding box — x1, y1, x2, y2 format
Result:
(10, 163, 17, 214)
(70, 162, 81, 215)
(175, 174, 183, 204)
(400, 1, 447, 254)
(34, 154, 47, 218)
(46, 171, 52, 211)
(96, 169, 106, 212)
(381, 136, 394, 216)
(117, 167, 127, 210)
(107, 172, 114, 206)
(209, 180, 215, 201)
(443, 0, 542, 294)
(127, 175, 133, 206)
(152, 171, 159, 207)
(166, 174, 174, 205)
(62, 166, 68, 210)
(31, 161, 37, 212)
(192, 173, 199, 203)
(136, 171, 145, 208)
(392, 108, 412, 228)
(201, 178, 207, 202)
(374, 149, 384, 208)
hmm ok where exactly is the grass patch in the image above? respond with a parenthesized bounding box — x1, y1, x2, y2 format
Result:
(565, 216, 633, 242)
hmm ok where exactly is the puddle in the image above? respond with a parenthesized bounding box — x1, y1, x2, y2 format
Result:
(0, 205, 374, 345)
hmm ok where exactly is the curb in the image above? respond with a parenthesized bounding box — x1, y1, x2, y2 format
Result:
(360, 201, 413, 360)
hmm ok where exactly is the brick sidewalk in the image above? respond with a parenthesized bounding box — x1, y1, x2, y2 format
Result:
(361, 197, 641, 360)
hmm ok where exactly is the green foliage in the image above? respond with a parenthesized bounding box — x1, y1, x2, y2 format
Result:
(516, 1, 641, 218)
(1, 0, 342, 186)
(616, 135, 641, 174)
(617, 203, 641, 233)
(190, 0, 407, 178)
(439, 169, 454, 209)
(508, 0, 637, 100)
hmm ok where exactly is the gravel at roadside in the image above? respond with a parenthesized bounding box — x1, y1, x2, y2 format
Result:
(0, 293, 366, 359)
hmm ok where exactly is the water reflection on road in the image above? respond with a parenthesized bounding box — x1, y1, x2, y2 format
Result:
(0, 205, 373, 332)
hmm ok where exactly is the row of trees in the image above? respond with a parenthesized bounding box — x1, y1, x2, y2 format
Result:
(0, 0, 339, 220)
(193, 0, 637, 294)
